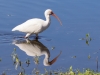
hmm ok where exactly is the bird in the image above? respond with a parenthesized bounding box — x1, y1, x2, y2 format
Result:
(12, 9, 62, 39)
(12, 39, 62, 66)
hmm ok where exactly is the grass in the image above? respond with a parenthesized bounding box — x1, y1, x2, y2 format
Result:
(12, 66, 100, 75)
(2, 69, 100, 75)
(35, 66, 100, 75)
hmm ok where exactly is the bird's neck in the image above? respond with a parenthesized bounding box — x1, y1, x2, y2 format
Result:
(43, 56, 50, 66)
(45, 14, 51, 25)
(43, 51, 50, 66)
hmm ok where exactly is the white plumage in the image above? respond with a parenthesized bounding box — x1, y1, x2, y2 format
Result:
(12, 9, 62, 39)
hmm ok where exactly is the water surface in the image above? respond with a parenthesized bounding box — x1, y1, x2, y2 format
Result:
(0, 0, 100, 74)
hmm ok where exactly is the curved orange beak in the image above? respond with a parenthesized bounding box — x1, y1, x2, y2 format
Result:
(51, 12, 62, 25)
(49, 51, 62, 65)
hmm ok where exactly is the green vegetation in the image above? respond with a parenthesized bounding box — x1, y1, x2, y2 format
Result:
(56, 66, 100, 75)
(35, 66, 100, 75)
(79, 33, 92, 45)
(16, 66, 100, 75)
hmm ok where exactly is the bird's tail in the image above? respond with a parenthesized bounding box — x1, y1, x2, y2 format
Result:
(12, 27, 17, 31)
(12, 25, 22, 31)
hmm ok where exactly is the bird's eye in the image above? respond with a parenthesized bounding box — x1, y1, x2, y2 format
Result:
(50, 12, 53, 15)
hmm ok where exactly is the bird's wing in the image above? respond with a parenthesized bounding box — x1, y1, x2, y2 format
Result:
(23, 23, 43, 33)
(12, 19, 43, 33)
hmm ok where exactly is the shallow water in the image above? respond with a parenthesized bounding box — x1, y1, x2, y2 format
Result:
(0, 0, 100, 74)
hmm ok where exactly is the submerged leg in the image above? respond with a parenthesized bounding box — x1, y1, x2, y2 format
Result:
(35, 34, 38, 39)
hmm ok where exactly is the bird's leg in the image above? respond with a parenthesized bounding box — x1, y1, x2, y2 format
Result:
(35, 34, 38, 40)
(25, 33, 31, 39)
(24, 36, 28, 39)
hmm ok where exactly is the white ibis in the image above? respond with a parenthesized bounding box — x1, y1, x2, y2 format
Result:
(13, 39, 61, 66)
(12, 9, 62, 39)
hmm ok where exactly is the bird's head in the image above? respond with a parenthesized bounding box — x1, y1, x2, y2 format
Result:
(45, 9, 62, 25)
(43, 51, 62, 66)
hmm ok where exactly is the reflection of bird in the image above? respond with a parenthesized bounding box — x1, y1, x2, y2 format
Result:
(13, 39, 61, 66)
(12, 9, 62, 39)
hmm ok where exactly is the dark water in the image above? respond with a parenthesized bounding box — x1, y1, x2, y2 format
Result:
(0, 0, 100, 74)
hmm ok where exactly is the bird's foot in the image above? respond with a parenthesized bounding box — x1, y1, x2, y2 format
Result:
(24, 36, 28, 39)
(35, 36, 39, 40)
